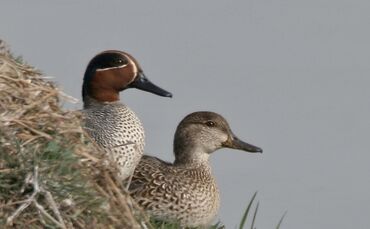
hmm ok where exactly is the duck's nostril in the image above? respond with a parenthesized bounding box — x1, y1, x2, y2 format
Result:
(140, 77, 148, 83)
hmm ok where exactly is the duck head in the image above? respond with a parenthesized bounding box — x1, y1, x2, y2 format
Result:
(82, 50, 172, 103)
(173, 111, 262, 165)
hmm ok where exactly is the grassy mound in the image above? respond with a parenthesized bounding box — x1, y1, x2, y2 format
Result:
(0, 40, 148, 229)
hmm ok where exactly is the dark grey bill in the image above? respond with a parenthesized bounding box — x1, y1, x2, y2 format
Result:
(223, 134, 262, 153)
(130, 72, 172, 97)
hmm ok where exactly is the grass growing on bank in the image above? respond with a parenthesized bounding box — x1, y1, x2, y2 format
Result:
(239, 192, 286, 229)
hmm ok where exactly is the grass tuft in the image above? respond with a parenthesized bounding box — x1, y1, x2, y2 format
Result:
(239, 191, 258, 229)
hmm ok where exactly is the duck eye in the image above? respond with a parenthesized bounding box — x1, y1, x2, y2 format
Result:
(205, 121, 216, 127)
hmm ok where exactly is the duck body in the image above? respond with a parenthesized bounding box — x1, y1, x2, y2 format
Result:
(83, 98, 144, 179)
(130, 111, 262, 227)
(81, 50, 172, 180)
(131, 155, 220, 227)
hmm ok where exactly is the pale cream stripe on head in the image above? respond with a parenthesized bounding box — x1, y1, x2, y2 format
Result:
(95, 64, 128, 72)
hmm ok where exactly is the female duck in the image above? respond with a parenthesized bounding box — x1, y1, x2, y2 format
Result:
(130, 111, 262, 227)
(82, 50, 172, 180)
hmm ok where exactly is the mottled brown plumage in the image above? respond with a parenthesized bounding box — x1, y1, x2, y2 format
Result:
(130, 111, 262, 227)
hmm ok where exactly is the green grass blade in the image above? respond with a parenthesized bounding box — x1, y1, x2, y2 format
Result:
(239, 191, 258, 229)
(250, 201, 259, 229)
(276, 211, 287, 229)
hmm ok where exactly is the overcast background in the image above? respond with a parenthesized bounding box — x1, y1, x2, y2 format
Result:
(2, 1, 370, 228)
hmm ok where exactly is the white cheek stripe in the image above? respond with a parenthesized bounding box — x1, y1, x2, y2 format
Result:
(96, 64, 128, 72)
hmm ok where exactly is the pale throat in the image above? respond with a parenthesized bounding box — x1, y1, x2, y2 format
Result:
(175, 146, 211, 166)
(190, 150, 210, 164)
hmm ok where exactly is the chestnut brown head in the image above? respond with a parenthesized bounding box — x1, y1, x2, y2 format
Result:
(82, 50, 172, 102)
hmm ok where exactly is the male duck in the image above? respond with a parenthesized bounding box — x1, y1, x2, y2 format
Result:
(82, 50, 172, 180)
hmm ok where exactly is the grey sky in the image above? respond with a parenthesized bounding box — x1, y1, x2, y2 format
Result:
(2, 1, 370, 228)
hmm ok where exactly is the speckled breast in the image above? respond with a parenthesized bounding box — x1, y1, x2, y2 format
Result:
(136, 166, 221, 227)
(174, 171, 221, 226)
(83, 102, 145, 180)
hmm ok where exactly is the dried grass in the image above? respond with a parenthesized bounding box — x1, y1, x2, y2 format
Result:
(0, 40, 149, 229)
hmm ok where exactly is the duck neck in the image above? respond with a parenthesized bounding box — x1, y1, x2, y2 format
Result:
(82, 79, 120, 106)
(174, 146, 211, 167)
(83, 94, 121, 109)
